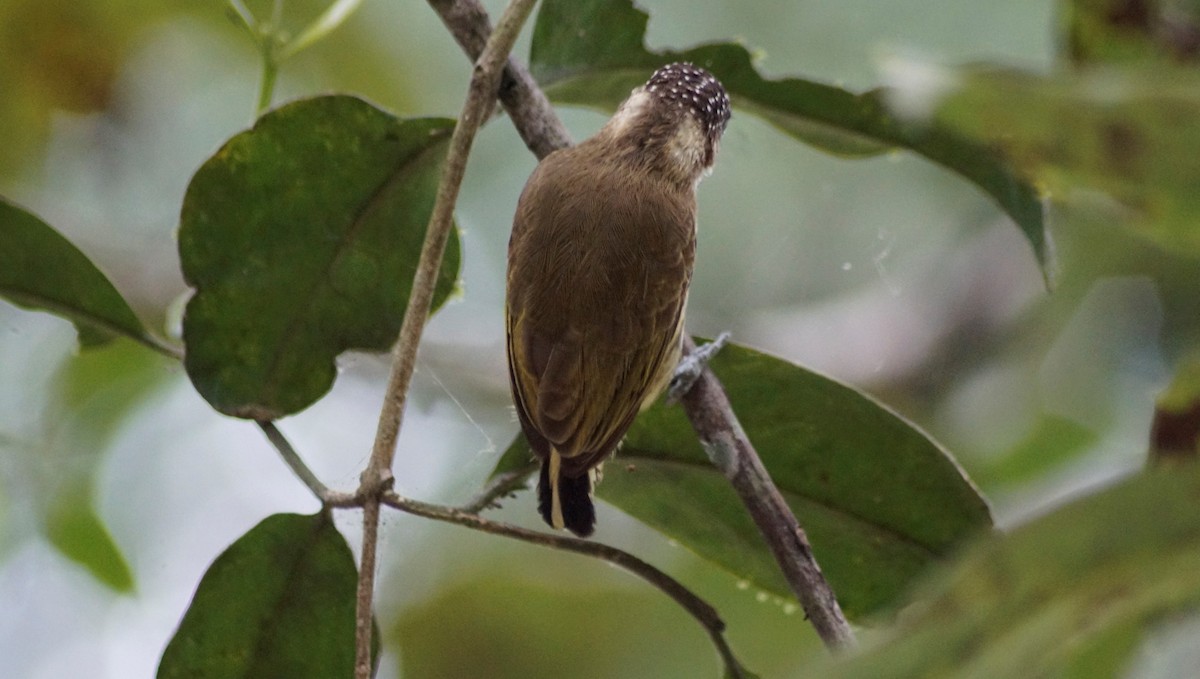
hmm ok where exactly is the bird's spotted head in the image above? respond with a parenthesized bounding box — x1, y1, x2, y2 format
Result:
(602, 62, 731, 183)
(644, 62, 731, 159)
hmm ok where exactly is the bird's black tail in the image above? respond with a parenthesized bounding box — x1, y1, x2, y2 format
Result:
(538, 455, 595, 537)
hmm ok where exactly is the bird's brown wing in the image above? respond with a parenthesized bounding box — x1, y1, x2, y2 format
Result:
(506, 157, 695, 476)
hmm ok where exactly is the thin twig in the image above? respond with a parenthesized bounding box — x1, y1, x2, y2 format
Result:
(678, 337, 856, 650)
(226, 0, 257, 34)
(352, 0, 540, 676)
(426, 0, 857, 652)
(426, 0, 573, 157)
(256, 420, 331, 500)
(381, 491, 751, 679)
(354, 498, 381, 678)
(256, 409, 532, 511)
(252, 406, 750, 674)
(458, 462, 537, 514)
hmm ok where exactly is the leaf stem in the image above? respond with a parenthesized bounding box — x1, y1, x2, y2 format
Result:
(87, 314, 183, 360)
(278, 0, 365, 61)
(352, 0, 540, 675)
(224, 0, 278, 117)
(256, 420, 331, 499)
(226, 0, 257, 35)
(140, 333, 184, 361)
(255, 46, 280, 117)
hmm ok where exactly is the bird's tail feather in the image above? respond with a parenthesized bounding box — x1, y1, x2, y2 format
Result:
(538, 450, 596, 537)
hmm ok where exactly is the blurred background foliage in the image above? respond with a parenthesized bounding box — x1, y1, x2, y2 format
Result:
(0, 0, 1197, 677)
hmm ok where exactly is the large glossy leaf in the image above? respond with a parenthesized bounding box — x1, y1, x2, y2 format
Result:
(492, 341, 992, 619)
(528, 0, 1051, 274)
(931, 66, 1200, 259)
(825, 464, 1200, 678)
(180, 95, 460, 419)
(0, 198, 150, 348)
(158, 512, 364, 679)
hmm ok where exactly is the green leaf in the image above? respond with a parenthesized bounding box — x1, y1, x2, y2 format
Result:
(0, 197, 150, 348)
(974, 415, 1098, 488)
(36, 338, 171, 592)
(158, 512, 365, 679)
(46, 499, 133, 592)
(492, 341, 993, 619)
(528, 0, 1051, 275)
(825, 464, 1200, 679)
(179, 95, 460, 419)
(52, 335, 173, 445)
(932, 66, 1200, 259)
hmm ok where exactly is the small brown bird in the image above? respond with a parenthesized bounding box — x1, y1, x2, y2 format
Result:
(505, 63, 731, 536)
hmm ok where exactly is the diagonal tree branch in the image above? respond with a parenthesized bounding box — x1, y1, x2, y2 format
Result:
(427, 0, 574, 155)
(679, 337, 856, 649)
(426, 0, 857, 652)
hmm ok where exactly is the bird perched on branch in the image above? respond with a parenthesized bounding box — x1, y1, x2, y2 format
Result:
(506, 62, 731, 537)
